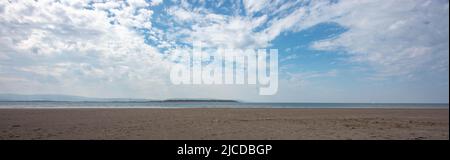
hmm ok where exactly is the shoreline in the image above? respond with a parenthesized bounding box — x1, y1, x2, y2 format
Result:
(1, 108, 448, 140)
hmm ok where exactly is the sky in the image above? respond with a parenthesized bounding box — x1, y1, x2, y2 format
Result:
(0, 0, 448, 103)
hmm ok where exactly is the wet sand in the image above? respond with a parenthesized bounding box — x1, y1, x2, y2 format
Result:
(0, 108, 448, 140)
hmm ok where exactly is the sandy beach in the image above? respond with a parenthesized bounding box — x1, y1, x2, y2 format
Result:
(0, 108, 448, 140)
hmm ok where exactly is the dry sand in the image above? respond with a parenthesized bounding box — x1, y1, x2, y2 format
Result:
(0, 108, 448, 140)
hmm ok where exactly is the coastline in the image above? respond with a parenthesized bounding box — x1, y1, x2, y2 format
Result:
(0, 108, 448, 140)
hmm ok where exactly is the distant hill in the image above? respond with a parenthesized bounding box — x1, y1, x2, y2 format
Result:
(0, 94, 149, 102)
(0, 94, 239, 103)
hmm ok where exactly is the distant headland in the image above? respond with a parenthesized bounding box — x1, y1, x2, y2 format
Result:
(0, 94, 239, 103)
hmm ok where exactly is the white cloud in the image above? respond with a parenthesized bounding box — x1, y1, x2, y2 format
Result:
(243, 0, 269, 15)
(309, 0, 449, 77)
(158, 0, 449, 80)
(242, 0, 449, 78)
(0, 0, 172, 98)
(260, 6, 307, 42)
(286, 69, 338, 86)
(280, 54, 299, 62)
(163, 5, 269, 49)
(151, 0, 164, 6)
(167, 6, 198, 21)
(127, 0, 149, 8)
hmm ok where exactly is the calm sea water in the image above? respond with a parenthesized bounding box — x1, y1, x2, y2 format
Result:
(0, 101, 448, 109)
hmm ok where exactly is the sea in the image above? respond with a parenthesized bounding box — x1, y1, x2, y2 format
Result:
(0, 101, 448, 109)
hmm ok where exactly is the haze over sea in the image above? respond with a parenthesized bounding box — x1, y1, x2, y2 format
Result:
(0, 101, 448, 109)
